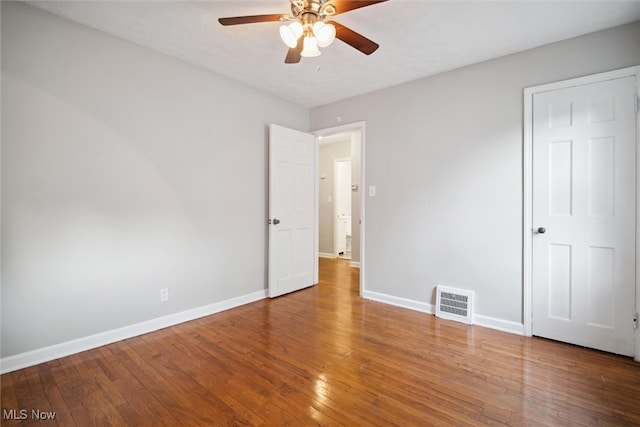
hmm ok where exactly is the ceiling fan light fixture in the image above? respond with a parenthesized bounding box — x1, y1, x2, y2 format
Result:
(218, 0, 387, 64)
(313, 21, 336, 47)
(279, 21, 303, 48)
(301, 36, 321, 57)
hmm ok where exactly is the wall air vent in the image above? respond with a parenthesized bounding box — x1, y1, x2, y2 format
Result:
(435, 285, 474, 325)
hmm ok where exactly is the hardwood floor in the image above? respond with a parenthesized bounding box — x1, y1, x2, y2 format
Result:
(2, 258, 640, 426)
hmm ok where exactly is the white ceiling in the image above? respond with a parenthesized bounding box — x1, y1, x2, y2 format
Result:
(27, 0, 640, 108)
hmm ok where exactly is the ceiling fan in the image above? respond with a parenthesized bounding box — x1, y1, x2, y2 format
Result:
(218, 0, 388, 63)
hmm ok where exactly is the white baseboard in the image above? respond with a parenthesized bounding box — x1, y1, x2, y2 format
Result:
(473, 314, 524, 335)
(363, 290, 524, 336)
(363, 290, 433, 314)
(319, 252, 335, 259)
(349, 261, 360, 268)
(0, 289, 267, 374)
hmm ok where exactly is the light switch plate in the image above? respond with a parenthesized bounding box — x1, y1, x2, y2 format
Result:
(368, 186, 376, 197)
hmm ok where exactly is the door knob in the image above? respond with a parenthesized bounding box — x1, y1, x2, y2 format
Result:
(272, 218, 280, 225)
(537, 227, 546, 234)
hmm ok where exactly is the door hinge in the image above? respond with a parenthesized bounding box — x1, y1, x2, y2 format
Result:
(636, 95, 640, 114)
(634, 312, 638, 330)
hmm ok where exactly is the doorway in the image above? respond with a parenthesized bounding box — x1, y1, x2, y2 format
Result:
(314, 122, 365, 296)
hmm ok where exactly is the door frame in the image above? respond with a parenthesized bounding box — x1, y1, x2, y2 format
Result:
(333, 157, 352, 258)
(523, 66, 640, 360)
(313, 121, 366, 296)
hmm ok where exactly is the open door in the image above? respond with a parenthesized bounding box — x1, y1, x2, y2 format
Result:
(268, 124, 317, 298)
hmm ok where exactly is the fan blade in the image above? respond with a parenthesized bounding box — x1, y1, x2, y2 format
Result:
(285, 37, 303, 64)
(328, 21, 379, 55)
(324, 0, 387, 16)
(218, 14, 285, 26)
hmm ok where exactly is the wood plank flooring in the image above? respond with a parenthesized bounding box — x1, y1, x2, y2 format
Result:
(2, 258, 640, 426)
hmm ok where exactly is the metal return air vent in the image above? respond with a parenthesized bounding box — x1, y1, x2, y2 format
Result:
(435, 285, 474, 325)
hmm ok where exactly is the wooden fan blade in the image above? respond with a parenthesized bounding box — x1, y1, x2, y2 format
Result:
(324, 0, 388, 16)
(328, 21, 379, 55)
(218, 14, 285, 26)
(285, 37, 304, 64)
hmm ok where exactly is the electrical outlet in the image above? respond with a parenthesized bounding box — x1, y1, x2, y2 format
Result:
(160, 288, 170, 302)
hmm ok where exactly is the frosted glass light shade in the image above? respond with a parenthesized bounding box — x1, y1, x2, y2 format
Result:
(313, 21, 336, 48)
(279, 21, 303, 48)
(301, 36, 321, 57)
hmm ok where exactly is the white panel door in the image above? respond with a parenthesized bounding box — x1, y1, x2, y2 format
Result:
(268, 124, 316, 298)
(532, 76, 636, 356)
(334, 159, 352, 256)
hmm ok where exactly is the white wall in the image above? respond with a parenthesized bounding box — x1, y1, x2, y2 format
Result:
(311, 21, 640, 328)
(1, 2, 308, 358)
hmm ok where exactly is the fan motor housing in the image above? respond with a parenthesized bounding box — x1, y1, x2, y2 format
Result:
(291, 0, 334, 19)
